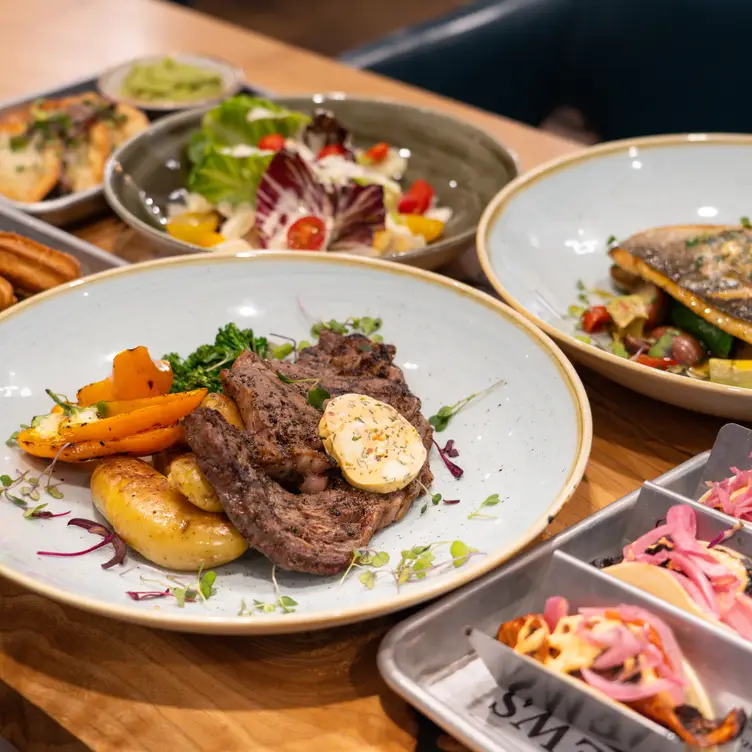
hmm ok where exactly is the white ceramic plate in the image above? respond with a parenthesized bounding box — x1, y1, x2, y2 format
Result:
(0, 253, 590, 634)
(98, 54, 244, 111)
(478, 134, 752, 419)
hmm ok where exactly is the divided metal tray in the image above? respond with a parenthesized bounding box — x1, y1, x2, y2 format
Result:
(0, 200, 124, 274)
(379, 424, 752, 752)
(0, 72, 268, 226)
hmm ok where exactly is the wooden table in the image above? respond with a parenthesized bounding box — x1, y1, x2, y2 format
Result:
(0, 1, 733, 750)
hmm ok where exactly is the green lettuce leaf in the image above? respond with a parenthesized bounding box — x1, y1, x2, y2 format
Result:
(201, 95, 310, 147)
(187, 146, 273, 206)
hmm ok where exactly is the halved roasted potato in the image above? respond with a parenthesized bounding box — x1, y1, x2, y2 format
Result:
(91, 457, 248, 571)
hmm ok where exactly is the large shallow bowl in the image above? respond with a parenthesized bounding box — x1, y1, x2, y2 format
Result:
(0, 252, 590, 634)
(478, 134, 752, 420)
(104, 94, 518, 271)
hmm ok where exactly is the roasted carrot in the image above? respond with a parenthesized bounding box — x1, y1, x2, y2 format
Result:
(58, 389, 207, 443)
(17, 425, 183, 462)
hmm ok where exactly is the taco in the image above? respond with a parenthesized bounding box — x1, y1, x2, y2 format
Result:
(699, 459, 752, 522)
(593, 505, 752, 641)
(497, 596, 744, 747)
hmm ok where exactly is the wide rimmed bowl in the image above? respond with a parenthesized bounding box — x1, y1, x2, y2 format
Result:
(0, 252, 590, 634)
(478, 134, 752, 419)
(103, 94, 519, 271)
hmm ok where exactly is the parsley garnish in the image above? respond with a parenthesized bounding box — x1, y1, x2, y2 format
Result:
(468, 493, 501, 520)
(164, 323, 268, 393)
(742, 216, 751, 229)
(428, 379, 505, 432)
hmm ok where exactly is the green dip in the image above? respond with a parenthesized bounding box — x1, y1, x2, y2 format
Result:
(121, 58, 224, 103)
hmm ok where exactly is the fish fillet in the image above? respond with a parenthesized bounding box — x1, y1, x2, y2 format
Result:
(610, 224, 752, 344)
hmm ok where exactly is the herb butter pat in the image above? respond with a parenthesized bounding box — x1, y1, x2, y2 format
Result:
(319, 394, 426, 494)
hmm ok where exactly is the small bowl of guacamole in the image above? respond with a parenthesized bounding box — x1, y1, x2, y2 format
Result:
(98, 54, 244, 111)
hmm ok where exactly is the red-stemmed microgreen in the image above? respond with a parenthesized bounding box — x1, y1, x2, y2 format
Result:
(428, 378, 505, 432)
(37, 517, 126, 568)
(442, 439, 459, 458)
(467, 493, 501, 520)
(432, 439, 464, 479)
(130, 567, 217, 607)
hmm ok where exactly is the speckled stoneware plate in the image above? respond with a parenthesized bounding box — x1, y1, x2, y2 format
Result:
(103, 94, 518, 271)
(478, 134, 752, 420)
(97, 53, 244, 112)
(0, 252, 590, 634)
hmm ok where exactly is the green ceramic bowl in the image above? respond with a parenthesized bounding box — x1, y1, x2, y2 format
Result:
(103, 94, 518, 270)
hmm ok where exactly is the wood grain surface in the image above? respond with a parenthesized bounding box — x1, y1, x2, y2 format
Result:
(0, 1, 735, 750)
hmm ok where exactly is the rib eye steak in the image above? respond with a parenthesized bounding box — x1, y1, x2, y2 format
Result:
(222, 350, 332, 494)
(183, 331, 434, 574)
(183, 407, 433, 575)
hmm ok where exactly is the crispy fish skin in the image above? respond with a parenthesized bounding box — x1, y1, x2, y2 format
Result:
(610, 225, 752, 344)
(0, 232, 81, 292)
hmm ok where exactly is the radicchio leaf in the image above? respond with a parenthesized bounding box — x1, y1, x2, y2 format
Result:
(256, 149, 385, 251)
(302, 109, 351, 154)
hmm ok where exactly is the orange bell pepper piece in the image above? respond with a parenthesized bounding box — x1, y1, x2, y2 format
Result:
(77, 377, 114, 406)
(58, 389, 207, 444)
(17, 425, 183, 463)
(111, 347, 173, 400)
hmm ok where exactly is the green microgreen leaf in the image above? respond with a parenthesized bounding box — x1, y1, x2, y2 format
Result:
(307, 385, 330, 410)
(271, 343, 294, 360)
(428, 379, 505, 432)
(359, 570, 376, 589)
(468, 493, 501, 520)
(450, 540, 471, 567)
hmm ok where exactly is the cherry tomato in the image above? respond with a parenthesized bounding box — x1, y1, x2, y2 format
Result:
(318, 144, 346, 159)
(581, 305, 611, 334)
(635, 354, 679, 370)
(365, 142, 389, 163)
(258, 133, 285, 151)
(287, 216, 327, 251)
(398, 179, 434, 214)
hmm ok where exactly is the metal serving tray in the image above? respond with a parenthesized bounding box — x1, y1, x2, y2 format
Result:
(0, 72, 269, 226)
(0, 200, 124, 274)
(379, 424, 752, 752)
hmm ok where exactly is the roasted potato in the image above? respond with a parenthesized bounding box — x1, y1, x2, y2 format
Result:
(91, 457, 248, 571)
(201, 392, 245, 430)
(166, 452, 223, 513)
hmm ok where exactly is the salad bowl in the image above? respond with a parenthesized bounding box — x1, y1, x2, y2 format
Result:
(0, 251, 589, 634)
(478, 134, 752, 420)
(103, 94, 518, 271)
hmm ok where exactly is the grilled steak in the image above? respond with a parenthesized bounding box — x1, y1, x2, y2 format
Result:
(184, 407, 433, 575)
(610, 225, 752, 344)
(222, 351, 331, 494)
(297, 330, 405, 381)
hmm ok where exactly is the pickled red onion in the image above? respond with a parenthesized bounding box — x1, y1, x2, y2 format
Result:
(543, 596, 568, 631)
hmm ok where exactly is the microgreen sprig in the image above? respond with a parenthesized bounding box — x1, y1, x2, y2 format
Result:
(342, 540, 481, 591)
(311, 316, 382, 340)
(428, 379, 505, 432)
(276, 371, 331, 410)
(244, 564, 299, 614)
(467, 493, 501, 520)
(1, 446, 69, 518)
